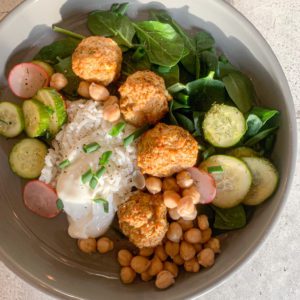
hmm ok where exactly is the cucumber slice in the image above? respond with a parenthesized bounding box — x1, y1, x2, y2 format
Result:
(199, 155, 252, 208)
(241, 157, 279, 205)
(9, 138, 48, 179)
(23, 99, 50, 137)
(203, 104, 247, 148)
(31, 60, 54, 77)
(0, 102, 24, 137)
(35, 88, 67, 136)
(227, 146, 259, 158)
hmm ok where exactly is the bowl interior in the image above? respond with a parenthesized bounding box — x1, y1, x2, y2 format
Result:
(0, 0, 296, 299)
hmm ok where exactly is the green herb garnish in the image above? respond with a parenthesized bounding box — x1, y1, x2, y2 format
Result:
(52, 25, 85, 40)
(123, 125, 150, 147)
(0, 119, 8, 125)
(207, 166, 223, 174)
(58, 159, 71, 169)
(81, 169, 93, 184)
(95, 166, 106, 179)
(99, 151, 112, 166)
(89, 176, 98, 190)
(109, 122, 126, 137)
(93, 198, 109, 213)
(83, 142, 100, 153)
(56, 199, 64, 211)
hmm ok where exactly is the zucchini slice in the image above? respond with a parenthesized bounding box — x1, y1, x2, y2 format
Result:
(199, 155, 252, 208)
(0, 102, 24, 138)
(242, 157, 279, 205)
(203, 104, 247, 148)
(23, 99, 50, 137)
(9, 138, 48, 179)
(227, 146, 259, 158)
(35, 88, 67, 136)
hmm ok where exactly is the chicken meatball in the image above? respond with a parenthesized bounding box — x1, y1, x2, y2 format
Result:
(119, 71, 171, 127)
(118, 191, 168, 248)
(138, 123, 199, 177)
(72, 36, 122, 86)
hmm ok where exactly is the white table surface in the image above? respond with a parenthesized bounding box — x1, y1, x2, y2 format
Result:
(1, 0, 300, 299)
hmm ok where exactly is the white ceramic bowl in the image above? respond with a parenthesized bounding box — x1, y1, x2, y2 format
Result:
(0, 1, 297, 299)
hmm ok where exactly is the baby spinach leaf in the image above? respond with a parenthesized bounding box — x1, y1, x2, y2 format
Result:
(193, 111, 204, 136)
(263, 133, 277, 156)
(88, 11, 135, 48)
(250, 107, 279, 128)
(195, 31, 215, 53)
(153, 64, 179, 87)
(200, 50, 218, 76)
(168, 101, 179, 125)
(110, 2, 129, 16)
(217, 61, 237, 78)
(244, 127, 278, 146)
(168, 83, 187, 94)
(34, 38, 80, 65)
(133, 21, 186, 67)
(174, 112, 195, 132)
(222, 71, 255, 113)
(172, 100, 190, 110)
(211, 204, 246, 230)
(246, 114, 263, 137)
(122, 50, 151, 76)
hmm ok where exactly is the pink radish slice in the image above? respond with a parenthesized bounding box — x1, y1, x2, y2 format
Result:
(187, 167, 217, 204)
(23, 180, 60, 218)
(8, 62, 49, 99)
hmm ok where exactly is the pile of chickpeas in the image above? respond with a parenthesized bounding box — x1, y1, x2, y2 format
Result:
(50, 72, 121, 123)
(117, 214, 220, 289)
(145, 170, 201, 221)
(77, 236, 114, 254)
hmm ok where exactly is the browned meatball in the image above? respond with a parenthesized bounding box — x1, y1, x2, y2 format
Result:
(72, 36, 122, 86)
(119, 71, 171, 127)
(138, 123, 199, 177)
(118, 191, 168, 248)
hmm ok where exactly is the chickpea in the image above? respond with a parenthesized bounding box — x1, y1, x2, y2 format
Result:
(77, 238, 97, 254)
(97, 237, 114, 254)
(120, 267, 136, 284)
(168, 207, 181, 221)
(181, 209, 197, 221)
(167, 222, 183, 243)
(184, 258, 200, 273)
(205, 238, 221, 254)
(177, 218, 194, 231)
(184, 228, 202, 244)
(201, 228, 212, 244)
(177, 196, 195, 217)
(180, 241, 196, 261)
(139, 247, 154, 257)
(162, 177, 180, 192)
(77, 81, 90, 98)
(164, 261, 179, 278)
(163, 191, 181, 209)
(118, 249, 133, 267)
(193, 243, 203, 253)
(155, 245, 168, 261)
(182, 185, 201, 204)
(176, 171, 193, 189)
(197, 214, 209, 230)
(103, 103, 121, 123)
(130, 256, 151, 274)
(172, 254, 184, 266)
(148, 256, 163, 276)
(197, 248, 215, 268)
(141, 271, 153, 282)
(103, 95, 118, 108)
(50, 73, 68, 91)
(165, 241, 179, 258)
(89, 82, 110, 101)
(145, 177, 162, 194)
(155, 270, 175, 290)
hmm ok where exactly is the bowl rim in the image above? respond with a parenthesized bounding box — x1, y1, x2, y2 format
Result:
(0, 0, 297, 299)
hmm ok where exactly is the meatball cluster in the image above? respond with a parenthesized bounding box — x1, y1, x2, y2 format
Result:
(119, 70, 171, 127)
(138, 123, 199, 177)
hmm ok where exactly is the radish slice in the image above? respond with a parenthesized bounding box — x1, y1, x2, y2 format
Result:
(8, 62, 49, 99)
(187, 167, 217, 204)
(23, 180, 60, 218)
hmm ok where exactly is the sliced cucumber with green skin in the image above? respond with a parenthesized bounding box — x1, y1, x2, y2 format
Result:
(23, 99, 50, 137)
(9, 138, 48, 179)
(199, 155, 252, 208)
(35, 88, 67, 136)
(241, 157, 279, 205)
(203, 104, 247, 148)
(0, 102, 24, 138)
(227, 146, 259, 158)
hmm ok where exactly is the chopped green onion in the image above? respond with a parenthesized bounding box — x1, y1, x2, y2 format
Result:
(95, 166, 106, 179)
(123, 125, 150, 147)
(99, 151, 112, 166)
(58, 159, 71, 169)
(56, 198, 64, 211)
(0, 119, 8, 125)
(81, 169, 93, 184)
(207, 166, 224, 174)
(52, 25, 85, 40)
(89, 176, 98, 190)
(83, 142, 100, 153)
(109, 122, 126, 137)
(93, 198, 109, 213)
